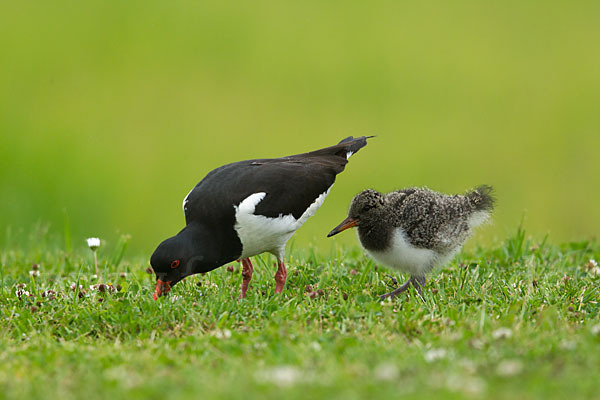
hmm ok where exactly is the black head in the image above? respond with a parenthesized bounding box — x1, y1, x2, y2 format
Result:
(327, 189, 384, 237)
(150, 228, 209, 300)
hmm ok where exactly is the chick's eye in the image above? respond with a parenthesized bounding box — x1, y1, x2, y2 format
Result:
(170, 259, 180, 269)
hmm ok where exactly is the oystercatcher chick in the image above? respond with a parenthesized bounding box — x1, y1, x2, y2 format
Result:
(151, 136, 371, 300)
(327, 185, 494, 300)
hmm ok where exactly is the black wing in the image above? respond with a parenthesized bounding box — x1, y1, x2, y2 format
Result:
(183, 136, 370, 224)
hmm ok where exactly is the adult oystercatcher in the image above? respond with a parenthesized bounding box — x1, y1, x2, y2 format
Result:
(327, 185, 494, 300)
(151, 136, 371, 300)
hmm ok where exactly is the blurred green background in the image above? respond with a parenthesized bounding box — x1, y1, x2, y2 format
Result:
(1, 0, 598, 255)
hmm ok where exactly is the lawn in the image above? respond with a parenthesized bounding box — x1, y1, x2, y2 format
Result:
(1, 228, 599, 400)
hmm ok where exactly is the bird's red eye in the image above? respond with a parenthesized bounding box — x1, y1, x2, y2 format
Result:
(170, 259, 180, 269)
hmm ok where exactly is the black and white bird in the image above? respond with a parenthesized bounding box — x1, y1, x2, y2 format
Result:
(327, 186, 494, 300)
(151, 136, 371, 300)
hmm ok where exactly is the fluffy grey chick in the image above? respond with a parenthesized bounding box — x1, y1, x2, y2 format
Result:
(328, 185, 494, 300)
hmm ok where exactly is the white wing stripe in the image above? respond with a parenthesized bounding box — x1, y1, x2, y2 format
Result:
(182, 187, 194, 212)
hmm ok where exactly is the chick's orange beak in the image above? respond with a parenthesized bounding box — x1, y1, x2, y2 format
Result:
(327, 217, 358, 237)
(153, 279, 172, 300)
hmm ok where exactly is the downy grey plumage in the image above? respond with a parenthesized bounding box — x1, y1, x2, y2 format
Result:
(328, 185, 495, 299)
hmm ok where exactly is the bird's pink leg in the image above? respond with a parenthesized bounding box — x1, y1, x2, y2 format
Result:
(274, 259, 287, 294)
(239, 258, 254, 299)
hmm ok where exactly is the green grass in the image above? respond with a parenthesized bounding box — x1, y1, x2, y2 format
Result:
(1, 228, 599, 400)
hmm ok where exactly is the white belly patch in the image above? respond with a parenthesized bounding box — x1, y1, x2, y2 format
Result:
(234, 188, 331, 259)
(365, 228, 437, 276)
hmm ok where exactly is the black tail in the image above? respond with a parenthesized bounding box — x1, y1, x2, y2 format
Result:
(467, 185, 495, 212)
(306, 135, 373, 159)
(337, 135, 374, 157)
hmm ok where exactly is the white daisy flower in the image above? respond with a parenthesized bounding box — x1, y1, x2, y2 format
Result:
(255, 366, 303, 387)
(424, 348, 447, 362)
(586, 259, 600, 276)
(212, 329, 232, 339)
(496, 359, 523, 377)
(492, 327, 513, 340)
(373, 363, 399, 381)
(86, 237, 101, 251)
(86, 237, 101, 276)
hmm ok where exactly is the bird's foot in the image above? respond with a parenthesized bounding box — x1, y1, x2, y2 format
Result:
(274, 260, 287, 294)
(411, 276, 427, 301)
(380, 276, 427, 301)
(385, 274, 399, 288)
(379, 278, 412, 301)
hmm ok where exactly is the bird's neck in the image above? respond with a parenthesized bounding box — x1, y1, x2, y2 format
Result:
(178, 223, 239, 272)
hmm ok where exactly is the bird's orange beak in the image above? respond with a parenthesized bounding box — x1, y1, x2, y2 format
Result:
(327, 217, 358, 237)
(153, 279, 171, 300)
